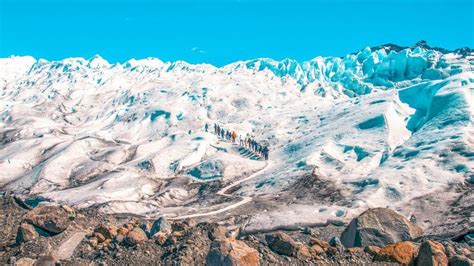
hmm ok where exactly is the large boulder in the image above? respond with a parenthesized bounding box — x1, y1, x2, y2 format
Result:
(265, 232, 299, 256)
(150, 217, 172, 237)
(341, 208, 423, 248)
(374, 241, 419, 265)
(416, 240, 448, 266)
(125, 227, 148, 246)
(94, 224, 118, 240)
(23, 205, 71, 234)
(206, 237, 259, 266)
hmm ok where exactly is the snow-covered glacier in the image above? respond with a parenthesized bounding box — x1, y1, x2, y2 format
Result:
(0, 42, 472, 234)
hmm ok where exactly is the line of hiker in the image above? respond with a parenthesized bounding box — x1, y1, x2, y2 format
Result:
(205, 123, 269, 160)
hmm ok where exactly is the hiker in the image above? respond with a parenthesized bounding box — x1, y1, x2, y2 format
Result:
(239, 135, 244, 146)
(231, 131, 237, 143)
(205, 123, 208, 132)
(226, 130, 231, 140)
(220, 128, 225, 138)
(214, 123, 218, 134)
(262, 146, 269, 160)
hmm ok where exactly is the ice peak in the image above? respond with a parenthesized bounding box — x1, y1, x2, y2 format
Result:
(87, 54, 110, 69)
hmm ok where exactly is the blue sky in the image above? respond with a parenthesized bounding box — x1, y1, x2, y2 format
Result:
(0, 0, 472, 66)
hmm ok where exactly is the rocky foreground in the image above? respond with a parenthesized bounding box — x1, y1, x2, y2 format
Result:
(0, 192, 472, 265)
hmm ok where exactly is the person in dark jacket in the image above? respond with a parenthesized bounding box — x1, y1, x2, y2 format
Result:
(262, 146, 269, 160)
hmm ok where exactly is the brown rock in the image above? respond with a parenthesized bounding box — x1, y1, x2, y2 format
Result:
(209, 225, 227, 241)
(448, 255, 472, 266)
(94, 232, 106, 243)
(125, 227, 147, 246)
(364, 245, 381, 256)
(172, 222, 189, 232)
(23, 205, 70, 234)
(445, 243, 457, 257)
(154, 232, 167, 245)
(88, 238, 98, 248)
(206, 237, 259, 266)
(311, 244, 325, 255)
(103, 239, 112, 246)
(61, 205, 75, 219)
(295, 244, 312, 259)
(19, 223, 38, 242)
(461, 248, 472, 258)
(341, 208, 423, 248)
(117, 227, 129, 236)
(417, 240, 448, 266)
(33, 255, 56, 266)
(265, 232, 299, 257)
(183, 218, 197, 228)
(15, 258, 35, 266)
(94, 224, 117, 240)
(347, 247, 364, 255)
(173, 231, 184, 238)
(309, 237, 330, 251)
(326, 246, 340, 256)
(374, 241, 419, 265)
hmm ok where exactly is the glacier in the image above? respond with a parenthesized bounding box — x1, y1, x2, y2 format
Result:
(0, 42, 472, 234)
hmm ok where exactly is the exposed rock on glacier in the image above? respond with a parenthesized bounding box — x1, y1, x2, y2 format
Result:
(341, 208, 423, 248)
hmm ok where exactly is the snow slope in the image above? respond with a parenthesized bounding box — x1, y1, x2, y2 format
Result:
(0, 42, 472, 230)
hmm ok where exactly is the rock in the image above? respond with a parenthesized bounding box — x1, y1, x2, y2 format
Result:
(464, 233, 474, 247)
(374, 241, 419, 265)
(94, 232, 106, 243)
(302, 227, 316, 236)
(341, 208, 423, 248)
(103, 239, 112, 246)
(329, 236, 344, 253)
(206, 237, 259, 266)
(61, 205, 75, 219)
(311, 244, 325, 255)
(209, 225, 227, 241)
(15, 258, 35, 266)
(326, 246, 340, 256)
(34, 255, 56, 266)
(265, 232, 299, 257)
(183, 218, 197, 228)
(117, 227, 130, 236)
(125, 227, 147, 246)
(295, 244, 312, 259)
(461, 248, 472, 257)
(94, 224, 118, 240)
(140, 222, 152, 237)
(23, 205, 70, 234)
(114, 234, 124, 244)
(364, 245, 381, 256)
(309, 237, 330, 251)
(150, 217, 171, 237)
(173, 230, 184, 238)
(448, 255, 472, 266)
(88, 238, 98, 248)
(417, 240, 448, 266)
(444, 243, 457, 257)
(154, 232, 167, 245)
(18, 223, 38, 242)
(347, 247, 364, 255)
(172, 222, 188, 232)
